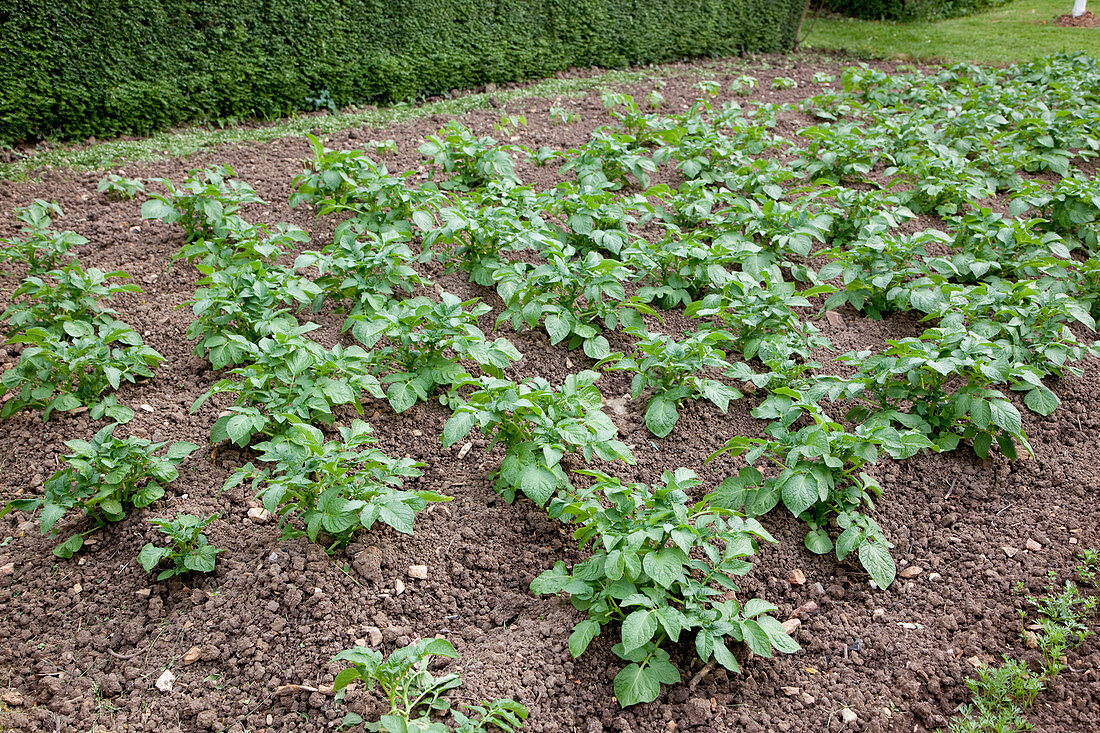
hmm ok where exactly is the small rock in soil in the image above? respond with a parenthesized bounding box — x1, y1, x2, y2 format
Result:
(408, 564, 429, 579)
(794, 601, 819, 617)
(899, 566, 923, 578)
(683, 697, 711, 726)
(353, 546, 384, 583)
(155, 668, 175, 692)
(182, 646, 201, 665)
(246, 506, 272, 523)
(782, 618, 801, 634)
(1, 689, 23, 706)
(1026, 538, 1042, 552)
(1002, 546, 1019, 557)
(872, 608, 886, 622)
(787, 568, 806, 585)
(0, 562, 13, 575)
(840, 708, 857, 725)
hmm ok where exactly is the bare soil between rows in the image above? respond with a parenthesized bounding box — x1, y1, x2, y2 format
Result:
(0, 54, 1098, 733)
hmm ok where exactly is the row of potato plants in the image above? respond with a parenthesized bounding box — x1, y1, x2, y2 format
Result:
(141, 169, 531, 728)
(141, 167, 457, 548)
(0, 201, 203, 560)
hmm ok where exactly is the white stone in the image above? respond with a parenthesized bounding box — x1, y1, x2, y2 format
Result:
(155, 669, 176, 692)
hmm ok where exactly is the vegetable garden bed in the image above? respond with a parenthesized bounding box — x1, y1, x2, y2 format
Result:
(0, 53, 1098, 733)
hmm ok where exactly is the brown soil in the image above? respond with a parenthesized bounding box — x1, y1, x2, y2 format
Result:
(1054, 10, 1100, 27)
(1, 55, 1099, 733)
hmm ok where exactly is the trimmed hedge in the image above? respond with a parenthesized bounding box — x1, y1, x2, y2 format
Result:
(818, 0, 1007, 21)
(0, 0, 806, 145)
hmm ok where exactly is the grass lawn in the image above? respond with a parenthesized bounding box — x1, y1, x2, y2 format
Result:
(801, 0, 1099, 65)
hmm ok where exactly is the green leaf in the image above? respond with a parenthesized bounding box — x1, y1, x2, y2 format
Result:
(613, 663, 661, 707)
(378, 496, 416, 535)
(442, 411, 476, 448)
(644, 395, 679, 438)
(642, 549, 684, 589)
(648, 652, 681, 685)
(568, 620, 600, 658)
(412, 211, 435, 231)
(49, 393, 82, 413)
(420, 637, 460, 658)
(835, 525, 862, 561)
(1023, 385, 1058, 416)
(53, 534, 84, 558)
(164, 442, 200, 462)
(184, 544, 219, 573)
(530, 562, 570, 595)
(702, 380, 738, 413)
(582, 336, 611, 360)
(322, 379, 356, 405)
(756, 615, 801, 654)
(141, 198, 176, 221)
(621, 610, 658, 652)
(781, 470, 819, 518)
(804, 527, 833, 554)
(332, 667, 364, 694)
(519, 462, 559, 506)
(858, 540, 896, 590)
(743, 598, 778, 618)
(710, 637, 740, 673)
(545, 314, 571, 345)
(988, 399, 1022, 435)
(387, 381, 419, 414)
(209, 416, 230, 445)
(138, 543, 167, 572)
(740, 619, 773, 658)
(226, 414, 257, 446)
(973, 431, 993, 459)
(104, 365, 122, 390)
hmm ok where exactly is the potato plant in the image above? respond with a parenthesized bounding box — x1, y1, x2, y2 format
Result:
(141, 164, 265, 243)
(0, 424, 197, 557)
(0, 200, 85, 275)
(227, 421, 440, 550)
(532, 469, 799, 707)
(333, 638, 528, 732)
(193, 329, 383, 447)
(344, 292, 521, 413)
(598, 328, 746, 438)
(139, 512, 222, 580)
(442, 371, 634, 506)
(64, 52, 1100, 718)
(1, 320, 161, 423)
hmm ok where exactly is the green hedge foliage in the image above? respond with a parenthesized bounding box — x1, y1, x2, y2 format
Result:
(0, 0, 806, 145)
(818, 0, 1007, 21)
